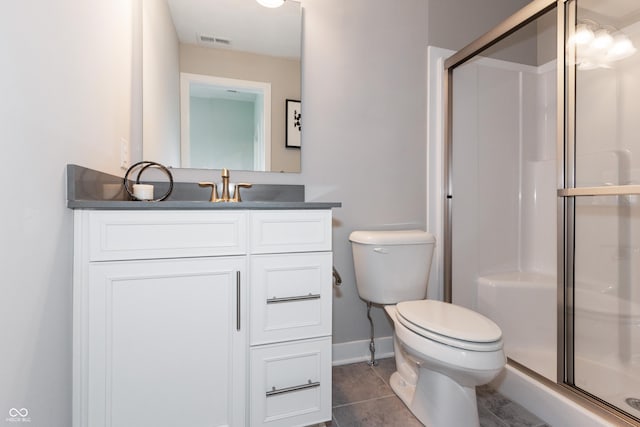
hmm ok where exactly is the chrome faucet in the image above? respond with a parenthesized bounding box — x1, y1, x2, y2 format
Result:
(199, 168, 252, 202)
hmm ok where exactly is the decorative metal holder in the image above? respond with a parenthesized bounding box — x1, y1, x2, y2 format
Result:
(123, 161, 174, 202)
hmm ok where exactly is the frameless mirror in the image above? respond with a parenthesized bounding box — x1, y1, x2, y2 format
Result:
(142, 0, 302, 172)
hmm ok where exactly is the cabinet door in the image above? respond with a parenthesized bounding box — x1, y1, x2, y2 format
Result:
(81, 257, 246, 427)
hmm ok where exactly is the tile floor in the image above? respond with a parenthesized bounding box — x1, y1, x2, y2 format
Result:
(326, 358, 551, 427)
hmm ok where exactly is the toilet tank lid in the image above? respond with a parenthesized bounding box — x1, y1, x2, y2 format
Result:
(349, 230, 435, 245)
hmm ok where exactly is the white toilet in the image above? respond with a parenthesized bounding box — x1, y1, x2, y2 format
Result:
(349, 230, 505, 427)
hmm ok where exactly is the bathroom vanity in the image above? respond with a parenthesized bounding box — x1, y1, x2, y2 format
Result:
(69, 169, 339, 427)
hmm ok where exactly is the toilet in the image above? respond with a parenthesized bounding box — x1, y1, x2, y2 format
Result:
(349, 230, 505, 427)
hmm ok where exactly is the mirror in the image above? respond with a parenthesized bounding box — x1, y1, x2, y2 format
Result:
(142, 0, 302, 172)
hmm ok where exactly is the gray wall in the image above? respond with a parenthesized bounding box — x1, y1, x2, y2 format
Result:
(537, 9, 557, 65)
(429, 0, 553, 67)
(302, 0, 429, 344)
(428, 0, 531, 52)
(0, 0, 541, 425)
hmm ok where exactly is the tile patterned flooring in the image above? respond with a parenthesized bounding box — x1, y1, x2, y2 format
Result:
(326, 358, 551, 427)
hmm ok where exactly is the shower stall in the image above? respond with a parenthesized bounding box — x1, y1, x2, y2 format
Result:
(441, 0, 640, 424)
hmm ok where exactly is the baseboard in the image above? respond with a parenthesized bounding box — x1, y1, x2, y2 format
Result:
(332, 336, 394, 366)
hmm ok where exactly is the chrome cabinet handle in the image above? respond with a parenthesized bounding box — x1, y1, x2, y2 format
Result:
(266, 380, 320, 397)
(236, 271, 241, 331)
(266, 293, 321, 304)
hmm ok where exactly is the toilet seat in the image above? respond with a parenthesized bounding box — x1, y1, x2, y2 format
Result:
(396, 300, 503, 352)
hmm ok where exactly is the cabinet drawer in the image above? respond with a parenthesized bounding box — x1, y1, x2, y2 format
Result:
(250, 337, 331, 427)
(82, 210, 246, 261)
(250, 253, 332, 345)
(250, 210, 332, 253)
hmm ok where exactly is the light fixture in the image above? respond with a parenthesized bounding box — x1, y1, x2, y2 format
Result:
(607, 35, 637, 61)
(573, 23, 594, 45)
(592, 29, 614, 50)
(256, 0, 285, 8)
(571, 19, 637, 70)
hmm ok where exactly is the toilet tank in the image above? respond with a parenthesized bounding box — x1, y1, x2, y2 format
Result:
(349, 230, 435, 305)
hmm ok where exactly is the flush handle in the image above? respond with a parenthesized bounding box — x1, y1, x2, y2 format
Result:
(373, 247, 388, 254)
(332, 266, 342, 286)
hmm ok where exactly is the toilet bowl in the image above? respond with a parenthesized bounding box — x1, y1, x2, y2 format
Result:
(349, 230, 506, 427)
(386, 301, 505, 427)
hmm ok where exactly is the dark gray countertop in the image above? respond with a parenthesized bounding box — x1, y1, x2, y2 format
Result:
(67, 200, 341, 210)
(66, 164, 341, 210)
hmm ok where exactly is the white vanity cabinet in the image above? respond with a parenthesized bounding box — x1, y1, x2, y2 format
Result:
(73, 209, 333, 427)
(248, 210, 333, 427)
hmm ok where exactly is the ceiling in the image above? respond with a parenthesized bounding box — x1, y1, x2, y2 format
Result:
(166, 0, 301, 59)
(579, 0, 640, 27)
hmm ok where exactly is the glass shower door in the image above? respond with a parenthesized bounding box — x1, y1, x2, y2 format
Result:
(564, 0, 640, 419)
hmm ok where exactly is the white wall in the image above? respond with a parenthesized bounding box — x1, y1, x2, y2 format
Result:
(142, 0, 181, 167)
(0, 1, 132, 425)
(142, 0, 301, 173)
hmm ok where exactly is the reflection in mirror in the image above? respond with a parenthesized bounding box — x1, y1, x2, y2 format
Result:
(142, 0, 301, 172)
(181, 73, 271, 171)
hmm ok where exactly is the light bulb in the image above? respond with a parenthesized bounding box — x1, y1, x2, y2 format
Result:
(607, 35, 636, 60)
(573, 24, 594, 45)
(577, 61, 598, 71)
(256, 0, 285, 7)
(592, 29, 613, 50)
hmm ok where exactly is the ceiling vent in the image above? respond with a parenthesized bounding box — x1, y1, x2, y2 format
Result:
(197, 33, 232, 47)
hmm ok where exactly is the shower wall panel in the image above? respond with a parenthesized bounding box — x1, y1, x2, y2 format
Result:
(451, 61, 480, 309)
(521, 65, 557, 274)
(452, 57, 556, 309)
(476, 64, 521, 275)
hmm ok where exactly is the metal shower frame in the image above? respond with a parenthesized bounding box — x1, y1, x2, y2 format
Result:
(442, 0, 640, 424)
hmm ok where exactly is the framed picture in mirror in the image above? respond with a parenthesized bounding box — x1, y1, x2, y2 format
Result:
(286, 99, 301, 148)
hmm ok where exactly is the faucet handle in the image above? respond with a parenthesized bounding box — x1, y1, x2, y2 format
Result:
(232, 183, 252, 202)
(198, 182, 219, 202)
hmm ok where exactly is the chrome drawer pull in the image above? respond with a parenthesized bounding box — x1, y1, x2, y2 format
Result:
(266, 380, 320, 397)
(266, 293, 321, 304)
(236, 271, 241, 331)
